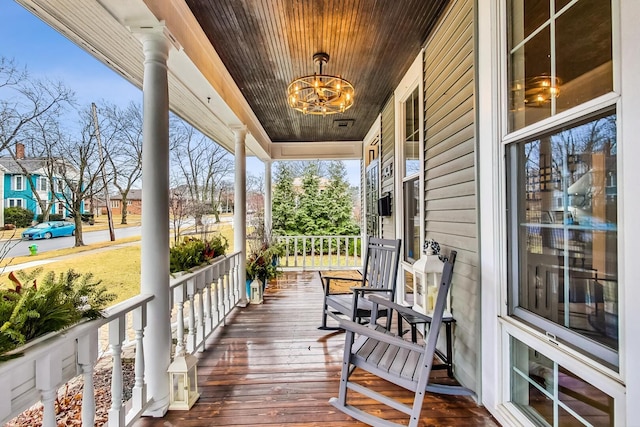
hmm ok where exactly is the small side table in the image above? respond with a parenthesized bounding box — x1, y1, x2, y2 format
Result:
(397, 311, 455, 378)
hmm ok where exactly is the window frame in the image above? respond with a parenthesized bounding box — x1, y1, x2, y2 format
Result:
(14, 175, 24, 191)
(506, 108, 619, 368)
(7, 198, 24, 208)
(394, 52, 424, 305)
(498, 0, 624, 377)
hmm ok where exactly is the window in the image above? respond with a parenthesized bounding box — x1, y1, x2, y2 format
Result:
(7, 198, 24, 208)
(38, 177, 48, 192)
(403, 177, 419, 263)
(506, 0, 618, 372)
(507, 111, 618, 367)
(56, 179, 64, 193)
(403, 87, 420, 177)
(402, 86, 421, 263)
(111, 200, 120, 208)
(510, 337, 613, 426)
(14, 175, 24, 191)
(508, 0, 613, 132)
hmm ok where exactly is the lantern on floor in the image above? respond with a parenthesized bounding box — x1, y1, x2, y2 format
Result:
(412, 240, 449, 316)
(167, 353, 200, 410)
(250, 278, 264, 304)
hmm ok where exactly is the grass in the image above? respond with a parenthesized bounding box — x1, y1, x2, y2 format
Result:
(0, 218, 236, 305)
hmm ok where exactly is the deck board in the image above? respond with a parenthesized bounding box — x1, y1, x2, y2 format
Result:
(133, 271, 498, 426)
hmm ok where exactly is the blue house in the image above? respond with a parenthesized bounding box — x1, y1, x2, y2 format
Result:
(0, 144, 82, 224)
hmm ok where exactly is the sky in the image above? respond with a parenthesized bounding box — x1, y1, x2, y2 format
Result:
(0, 1, 360, 186)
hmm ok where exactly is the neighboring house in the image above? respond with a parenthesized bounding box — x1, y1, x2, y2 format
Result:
(0, 143, 83, 222)
(98, 189, 142, 216)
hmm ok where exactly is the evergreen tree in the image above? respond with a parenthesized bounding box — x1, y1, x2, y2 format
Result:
(324, 161, 360, 235)
(295, 163, 323, 235)
(271, 162, 296, 234)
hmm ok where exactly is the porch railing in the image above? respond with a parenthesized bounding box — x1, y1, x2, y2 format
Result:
(275, 235, 363, 270)
(169, 251, 241, 356)
(0, 251, 241, 427)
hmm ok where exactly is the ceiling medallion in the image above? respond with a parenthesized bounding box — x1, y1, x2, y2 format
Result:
(287, 52, 354, 116)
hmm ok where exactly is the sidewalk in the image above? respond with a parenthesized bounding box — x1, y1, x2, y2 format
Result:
(1, 240, 140, 273)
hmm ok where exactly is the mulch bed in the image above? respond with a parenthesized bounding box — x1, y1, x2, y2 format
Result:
(5, 358, 135, 427)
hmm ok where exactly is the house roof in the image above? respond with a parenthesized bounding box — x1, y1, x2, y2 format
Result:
(0, 157, 49, 175)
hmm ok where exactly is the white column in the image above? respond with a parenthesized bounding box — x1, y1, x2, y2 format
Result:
(139, 28, 171, 416)
(232, 125, 248, 306)
(264, 160, 272, 234)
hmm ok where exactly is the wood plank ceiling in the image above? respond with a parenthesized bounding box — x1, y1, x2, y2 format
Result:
(185, 0, 450, 143)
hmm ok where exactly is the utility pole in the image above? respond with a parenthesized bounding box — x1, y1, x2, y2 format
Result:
(91, 102, 116, 241)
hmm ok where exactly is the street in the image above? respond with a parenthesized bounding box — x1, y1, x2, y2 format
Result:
(2, 226, 142, 258)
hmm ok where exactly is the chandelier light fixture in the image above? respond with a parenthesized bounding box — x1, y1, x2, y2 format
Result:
(287, 52, 354, 115)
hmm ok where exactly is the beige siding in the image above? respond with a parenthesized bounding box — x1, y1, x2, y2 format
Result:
(380, 97, 395, 239)
(423, 0, 478, 391)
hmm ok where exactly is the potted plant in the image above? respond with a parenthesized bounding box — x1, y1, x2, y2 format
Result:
(245, 239, 283, 292)
(0, 268, 116, 360)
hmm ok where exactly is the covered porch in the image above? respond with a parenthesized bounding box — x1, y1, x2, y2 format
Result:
(5, 0, 640, 425)
(133, 271, 497, 427)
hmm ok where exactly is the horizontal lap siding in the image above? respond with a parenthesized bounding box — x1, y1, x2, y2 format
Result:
(423, 0, 478, 392)
(381, 97, 395, 239)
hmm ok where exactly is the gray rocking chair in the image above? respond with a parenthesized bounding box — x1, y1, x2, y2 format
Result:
(320, 237, 401, 330)
(329, 251, 474, 427)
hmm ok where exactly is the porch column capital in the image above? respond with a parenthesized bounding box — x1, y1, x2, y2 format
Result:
(230, 124, 248, 140)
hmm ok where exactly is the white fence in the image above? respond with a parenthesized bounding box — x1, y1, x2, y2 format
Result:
(275, 235, 363, 270)
(0, 251, 242, 427)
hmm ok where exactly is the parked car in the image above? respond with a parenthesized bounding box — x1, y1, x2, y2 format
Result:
(22, 221, 76, 240)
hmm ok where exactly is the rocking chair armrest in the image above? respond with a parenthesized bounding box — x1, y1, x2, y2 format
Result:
(337, 318, 425, 353)
(349, 287, 394, 294)
(367, 294, 441, 323)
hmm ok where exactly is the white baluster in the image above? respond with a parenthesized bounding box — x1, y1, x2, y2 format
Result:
(109, 316, 125, 426)
(132, 304, 147, 413)
(36, 351, 62, 427)
(40, 389, 57, 427)
(78, 331, 98, 427)
(196, 275, 205, 351)
(173, 285, 186, 357)
(204, 268, 213, 334)
(218, 273, 226, 324)
(187, 278, 196, 353)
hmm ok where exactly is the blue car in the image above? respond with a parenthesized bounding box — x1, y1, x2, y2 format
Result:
(22, 221, 76, 240)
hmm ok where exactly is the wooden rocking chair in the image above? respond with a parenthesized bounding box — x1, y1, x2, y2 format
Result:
(329, 251, 474, 427)
(319, 237, 401, 330)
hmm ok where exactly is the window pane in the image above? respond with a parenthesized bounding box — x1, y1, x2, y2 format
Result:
(509, 0, 550, 47)
(555, 0, 612, 114)
(509, 27, 552, 131)
(510, 111, 618, 359)
(510, 337, 614, 427)
(404, 87, 420, 177)
(403, 177, 419, 263)
(508, 0, 613, 133)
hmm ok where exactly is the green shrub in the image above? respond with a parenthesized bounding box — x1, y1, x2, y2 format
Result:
(169, 235, 228, 274)
(4, 207, 35, 227)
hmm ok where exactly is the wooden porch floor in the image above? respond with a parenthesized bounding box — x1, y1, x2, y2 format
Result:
(133, 271, 499, 427)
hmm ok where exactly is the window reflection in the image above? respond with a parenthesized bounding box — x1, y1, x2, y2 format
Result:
(404, 87, 420, 177)
(403, 177, 420, 263)
(515, 112, 618, 358)
(510, 337, 614, 427)
(508, 0, 613, 132)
